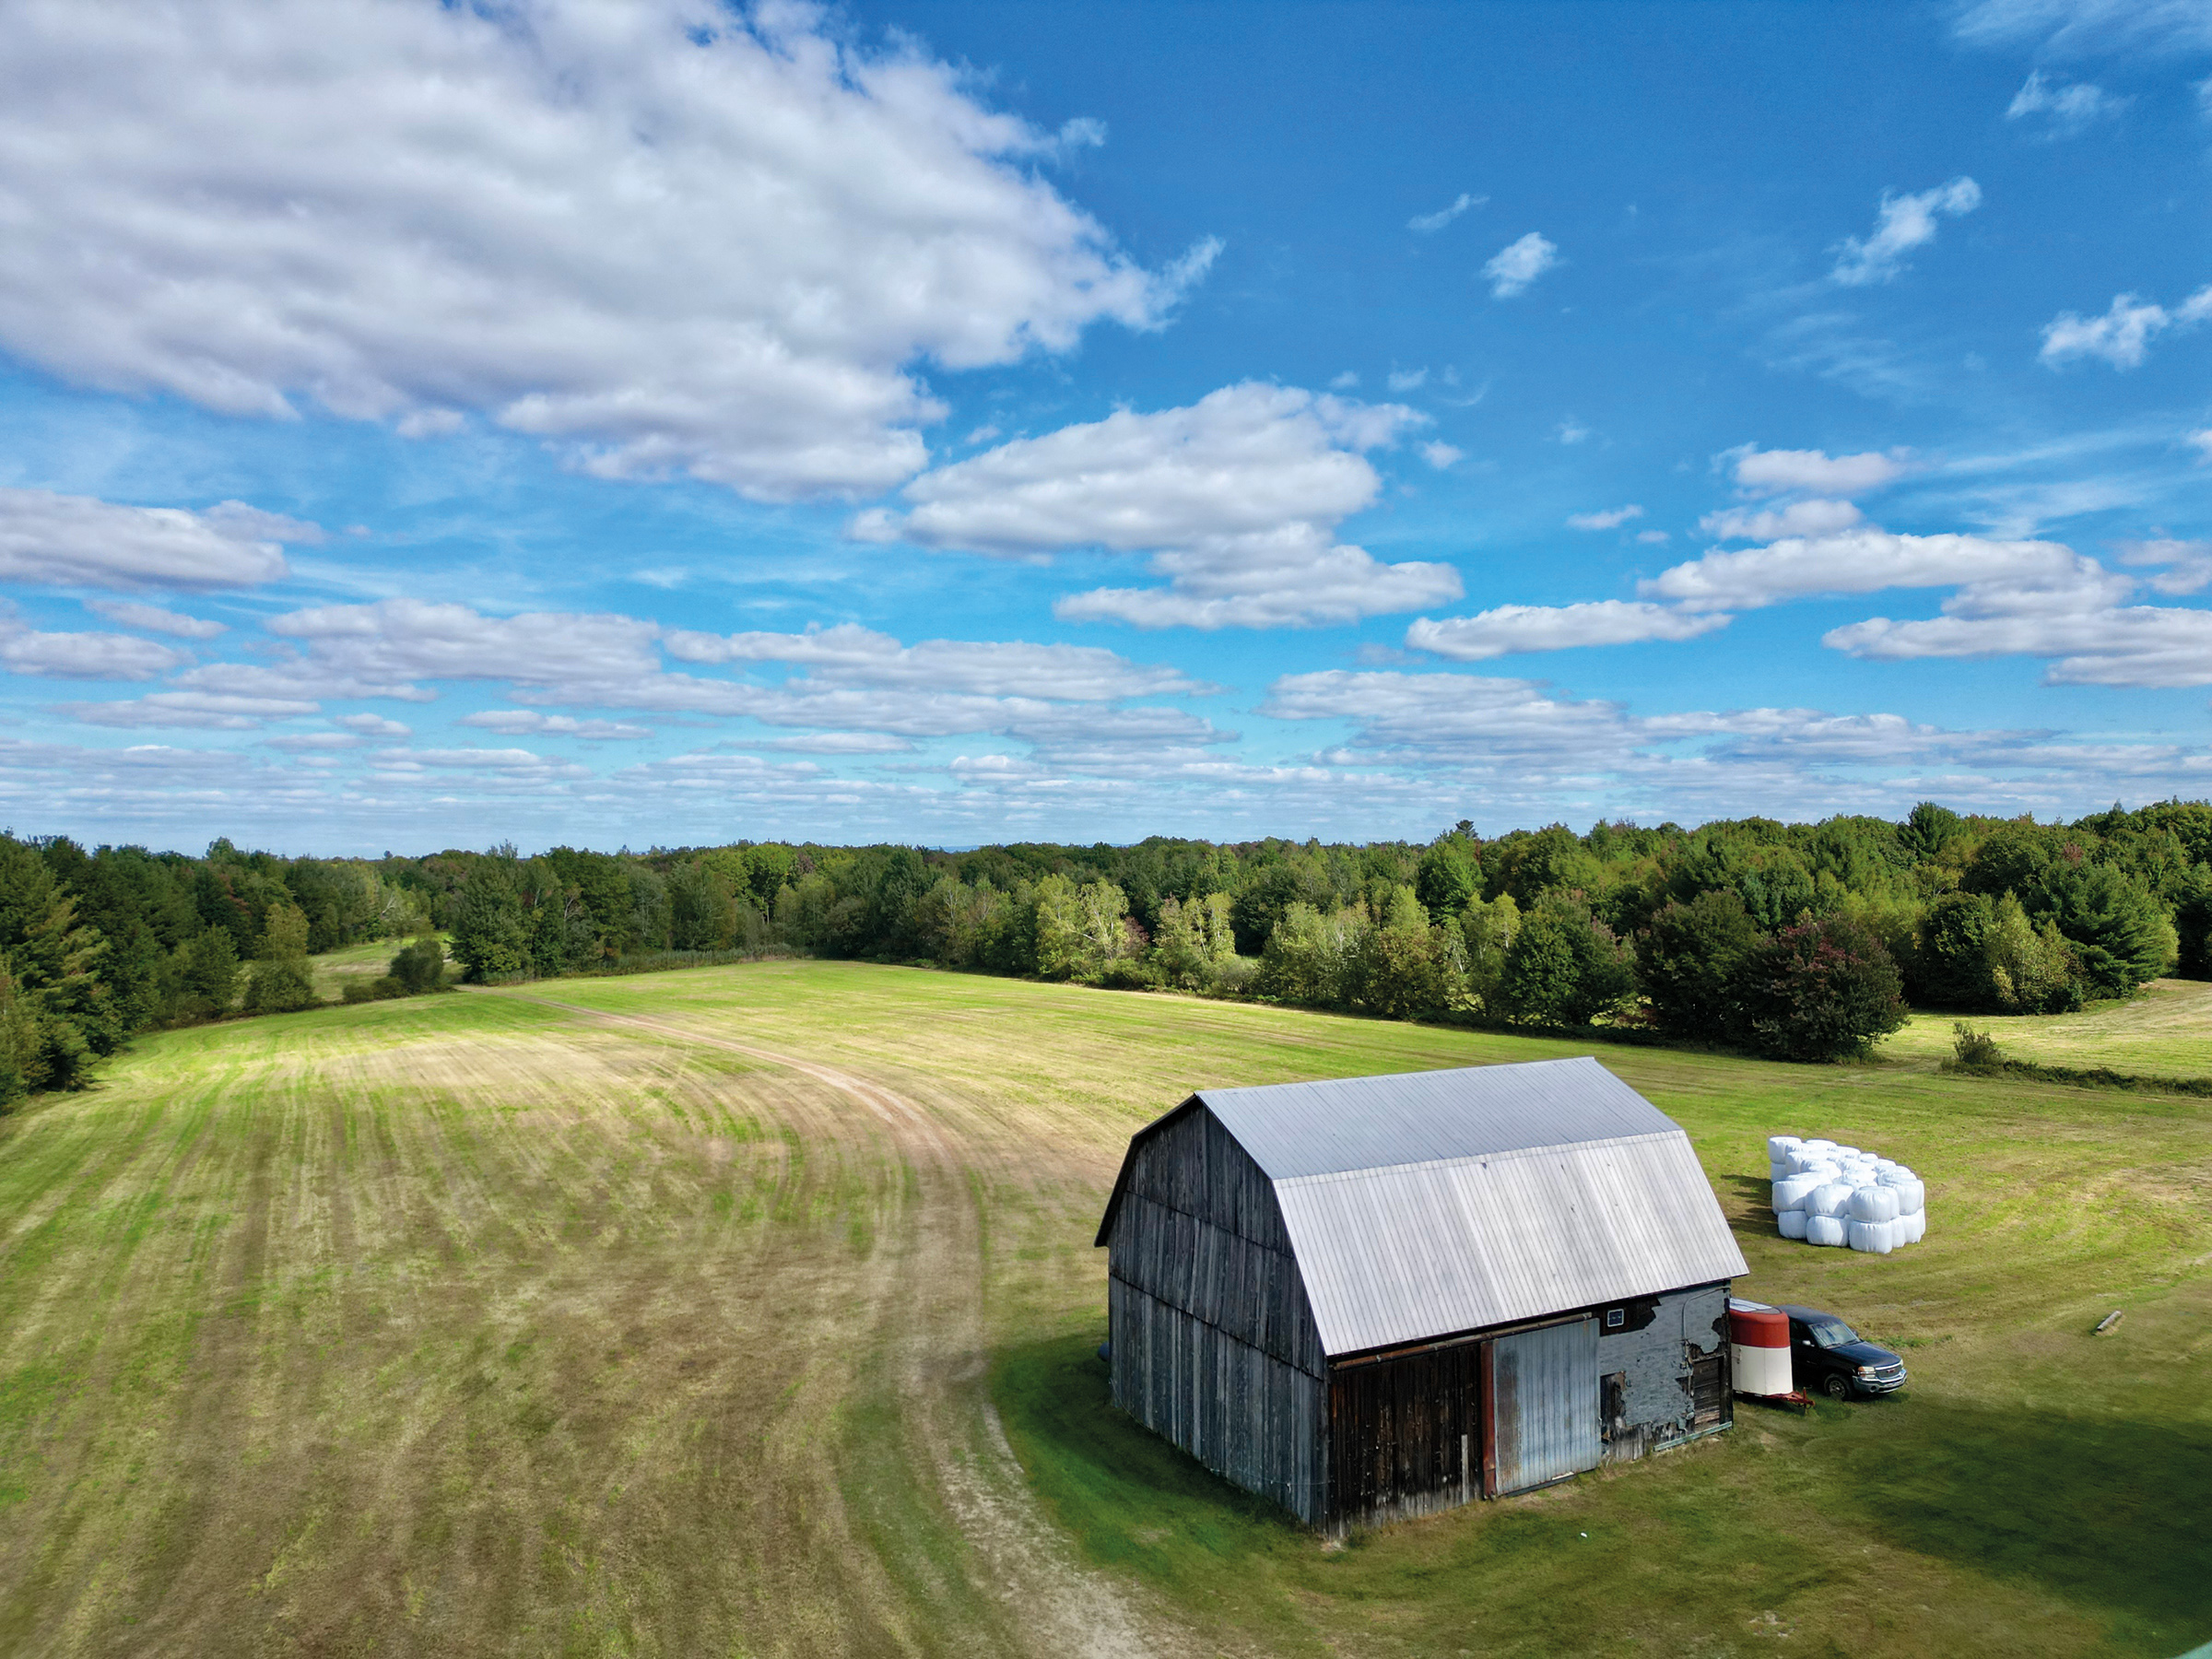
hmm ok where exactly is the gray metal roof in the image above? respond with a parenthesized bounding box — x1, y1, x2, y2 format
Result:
(1194, 1056, 1678, 1178)
(1106, 1058, 1747, 1359)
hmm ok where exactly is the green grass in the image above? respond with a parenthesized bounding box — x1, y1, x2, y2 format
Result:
(1884, 976, 2212, 1083)
(0, 959, 2205, 1656)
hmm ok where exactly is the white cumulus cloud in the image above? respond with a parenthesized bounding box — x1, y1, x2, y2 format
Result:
(0, 0, 1209, 501)
(1567, 505, 1644, 531)
(83, 599, 228, 639)
(0, 626, 189, 680)
(0, 490, 314, 590)
(2039, 286, 2212, 369)
(1483, 232, 1559, 299)
(1830, 177, 1981, 286)
(1642, 527, 2094, 612)
(1719, 444, 1910, 497)
(852, 382, 1460, 629)
(459, 711, 654, 740)
(1405, 601, 1731, 660)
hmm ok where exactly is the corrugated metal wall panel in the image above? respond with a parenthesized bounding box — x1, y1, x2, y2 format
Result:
(1491, 1318, 1599, 1495)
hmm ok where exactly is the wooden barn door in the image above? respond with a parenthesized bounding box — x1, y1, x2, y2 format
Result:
(1484, 1318, 1600, 1496)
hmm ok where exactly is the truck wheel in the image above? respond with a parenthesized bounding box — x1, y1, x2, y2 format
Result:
(1822, 1374, 1852, 1401)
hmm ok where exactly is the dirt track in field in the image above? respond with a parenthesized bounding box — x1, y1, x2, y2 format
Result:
(0, 978, 1204, 1658)
(506, 991, 1181, 1659)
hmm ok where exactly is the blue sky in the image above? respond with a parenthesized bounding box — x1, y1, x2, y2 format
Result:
(0, 0, 2207, 853)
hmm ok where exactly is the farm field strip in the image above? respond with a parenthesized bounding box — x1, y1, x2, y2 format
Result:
(0, 959, 2204, 1657)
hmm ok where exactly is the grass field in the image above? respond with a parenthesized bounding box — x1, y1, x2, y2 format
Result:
(1885, 976, 2212, 1082)
(0, 960, 2205, 1657)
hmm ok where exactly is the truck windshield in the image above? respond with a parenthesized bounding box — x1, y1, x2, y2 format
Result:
(1807, 1320, 1858, 1348)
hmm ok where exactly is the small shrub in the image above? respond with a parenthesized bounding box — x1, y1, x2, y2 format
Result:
(388, 936, 448, 994)
(241, 958, 319, 1014)
(1948, 1022, 2006, 1073)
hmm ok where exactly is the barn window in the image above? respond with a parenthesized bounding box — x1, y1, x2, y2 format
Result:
(1606, 1308, 1625, 1329)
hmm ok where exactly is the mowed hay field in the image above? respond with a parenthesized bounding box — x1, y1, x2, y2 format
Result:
(0, 962, 2206, 1658)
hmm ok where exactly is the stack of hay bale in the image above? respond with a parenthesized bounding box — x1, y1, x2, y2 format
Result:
(1765, 1136, 1926, 1253)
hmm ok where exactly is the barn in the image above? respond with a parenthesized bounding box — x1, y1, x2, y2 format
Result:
(1094, 1056, 1747, 1532)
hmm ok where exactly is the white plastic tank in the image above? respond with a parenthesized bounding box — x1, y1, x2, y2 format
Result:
(1729, 1299, 1794, 1396)
(1805, 1214, 1848, 1247)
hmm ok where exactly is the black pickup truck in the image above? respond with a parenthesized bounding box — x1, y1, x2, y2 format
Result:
(1777, 1304, 1908, 1399)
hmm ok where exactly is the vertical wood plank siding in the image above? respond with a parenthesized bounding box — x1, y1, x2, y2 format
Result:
(1108, 1277, 1327, 1523)
(1107, 1107, 1330, 1524)
(1325, 1346, 1478, 1527)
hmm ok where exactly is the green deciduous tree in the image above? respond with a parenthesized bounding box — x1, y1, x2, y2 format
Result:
(450, 855, 529, 982)
(1500, 893, 1633, 1026)
(1736, 912, 1907, 1061)
(1637, 888, 1763, 1041)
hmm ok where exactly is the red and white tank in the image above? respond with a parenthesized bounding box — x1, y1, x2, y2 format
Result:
(1728, 1298, 1793, 1398)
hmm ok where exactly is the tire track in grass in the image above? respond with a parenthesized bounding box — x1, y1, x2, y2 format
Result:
(497, 991, 1185, 1659)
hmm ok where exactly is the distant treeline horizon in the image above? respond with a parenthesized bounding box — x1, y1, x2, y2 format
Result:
(4, 798, 2207, 1100)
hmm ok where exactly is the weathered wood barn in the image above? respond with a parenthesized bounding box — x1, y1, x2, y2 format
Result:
(1095, 1057, 1747, 1532)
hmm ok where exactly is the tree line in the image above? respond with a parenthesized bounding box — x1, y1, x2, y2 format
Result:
(3, 799, 2206, 1101)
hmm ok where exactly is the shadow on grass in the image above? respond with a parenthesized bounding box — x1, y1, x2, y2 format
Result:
(989, 1332, 1309, 1580)
(993, 1329, 2212, 1656)
(1723, 1171, 1779, 1242)
(1841, 1400, 2212, 1642)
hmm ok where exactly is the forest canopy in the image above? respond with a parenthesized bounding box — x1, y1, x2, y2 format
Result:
(3, 798, 2206, 1101)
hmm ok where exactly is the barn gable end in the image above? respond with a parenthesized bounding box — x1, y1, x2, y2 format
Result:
(1102, 1102, 1329, 1522)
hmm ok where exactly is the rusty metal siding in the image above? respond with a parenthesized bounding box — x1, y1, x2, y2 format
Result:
(1274, 1129, 1746, 1359)
(1108, 1277, 1327, 1524)
(1597, 1282, 1734, 1465)
(1489, 1317, 1601, 1495)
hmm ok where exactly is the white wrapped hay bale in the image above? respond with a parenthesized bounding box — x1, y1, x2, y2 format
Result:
(1778, 1209, 1810, 1240)
(1772, 1173, 1826, 1212)
(1847, 1218, 1896, 1253)
(1767, 1135, 1803, 1163)
(1806, 1182, 1854, 1218)
(1769, 1161, 1789, 1182)
(1831, 1146, 1863, 1161)
(1848, 1184, 1900, 1224)
(1898, 1208, 1926, 1244)
(1805, 1214, 1848, 1247)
